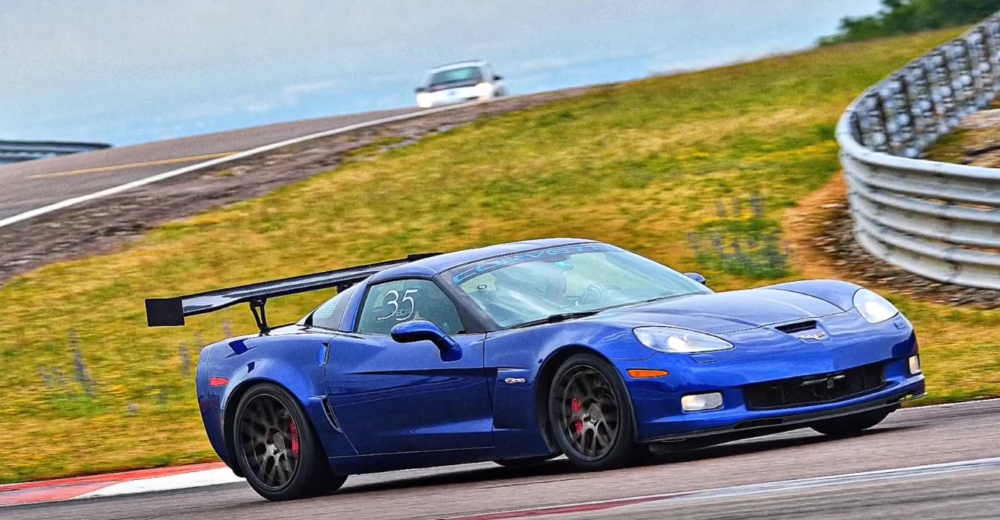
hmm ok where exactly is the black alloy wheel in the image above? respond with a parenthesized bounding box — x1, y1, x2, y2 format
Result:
(232, 383, 346, 501)
(549, 353, 641, 470)
(237, 394, 300, 490)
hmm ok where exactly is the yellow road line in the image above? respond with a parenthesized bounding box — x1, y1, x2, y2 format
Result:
(29, 152, 237, 179)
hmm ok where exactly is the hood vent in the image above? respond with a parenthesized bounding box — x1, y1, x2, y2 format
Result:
(774, 320, 818, 334)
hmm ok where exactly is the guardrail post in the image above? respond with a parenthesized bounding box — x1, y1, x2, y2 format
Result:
(969, 29, 996, 108)
(884, 75, 918, 157)
(950, 40, 978, 117)
(905, 64, 938, 153)
(986, 19, 1000, 87)
(928, 49, 959, 132)
(849, 112, 864, 146)
(859, 93, 890, 154)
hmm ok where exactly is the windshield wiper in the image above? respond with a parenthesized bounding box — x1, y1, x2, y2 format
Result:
(626, 292, 700, 307)
(509, 310, 602, 329)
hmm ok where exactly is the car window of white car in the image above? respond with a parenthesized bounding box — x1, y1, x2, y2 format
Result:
(356, 279, 464, 336)
(429, 66, 481, 88)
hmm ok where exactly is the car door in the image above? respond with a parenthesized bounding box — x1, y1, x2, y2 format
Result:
(324, 278, 496, 455)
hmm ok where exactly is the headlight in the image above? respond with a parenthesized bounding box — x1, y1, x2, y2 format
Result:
(853, 288, 899, 324)
(416, 92, 433, 107)
(633, 326, 734, 354)
(474, 82, 494, 98)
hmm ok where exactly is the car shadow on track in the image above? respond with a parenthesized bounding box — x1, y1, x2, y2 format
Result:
(338, 425, 918, 495)
(649, 425, 917, 465)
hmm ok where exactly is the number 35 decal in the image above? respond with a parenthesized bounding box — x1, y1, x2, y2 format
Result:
(377, 289, 418, 321)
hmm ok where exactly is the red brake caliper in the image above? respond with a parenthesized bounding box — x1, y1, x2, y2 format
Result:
(289, 421, 300, 459)
(571, 398, 584, 434)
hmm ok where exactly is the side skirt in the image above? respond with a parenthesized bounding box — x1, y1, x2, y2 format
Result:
(327, 447, 502, 476)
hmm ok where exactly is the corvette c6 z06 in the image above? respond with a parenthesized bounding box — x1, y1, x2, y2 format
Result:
(145, 238, 924, 501)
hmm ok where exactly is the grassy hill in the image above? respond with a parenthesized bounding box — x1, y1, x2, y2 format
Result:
(3, 27, 998, 484)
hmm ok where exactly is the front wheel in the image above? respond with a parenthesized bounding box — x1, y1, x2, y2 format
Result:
(232, 383, 347, 501)
(811, 408, 892, 437)
(548, 353, 641, 471)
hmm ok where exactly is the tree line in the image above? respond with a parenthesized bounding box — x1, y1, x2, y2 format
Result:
(820, 0, 1000, 45)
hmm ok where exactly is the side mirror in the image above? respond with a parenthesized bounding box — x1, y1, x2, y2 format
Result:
(415, 87, 427, 94)
(391, 320, 462, 362)
(685, 272, 707, 285)
(493, 75, 503, 81)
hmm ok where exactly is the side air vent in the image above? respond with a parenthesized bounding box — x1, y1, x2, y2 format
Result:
(322, 398, 343, 433)
(774, 320, 818, 334)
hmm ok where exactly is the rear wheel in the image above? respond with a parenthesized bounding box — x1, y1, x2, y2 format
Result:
(811, 408, 892, 437)
(233, 383, 346, 501)
(548, 354, 641, 471)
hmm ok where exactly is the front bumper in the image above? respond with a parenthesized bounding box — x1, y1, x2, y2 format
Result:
(622, 312, 924, 442)
(417, 86, 485, 107)
(642, 373, 924, 445)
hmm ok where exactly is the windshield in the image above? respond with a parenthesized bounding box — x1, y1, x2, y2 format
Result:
(445, 244, 712, 328)
(427, 66, 483, 87)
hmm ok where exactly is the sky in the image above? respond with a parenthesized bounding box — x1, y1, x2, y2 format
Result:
(0, 0, 884, 146)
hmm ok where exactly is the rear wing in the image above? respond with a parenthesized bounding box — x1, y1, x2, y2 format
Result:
(145, 253, 440, 333)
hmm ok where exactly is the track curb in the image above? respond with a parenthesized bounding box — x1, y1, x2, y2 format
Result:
(0, 463, 239, 507)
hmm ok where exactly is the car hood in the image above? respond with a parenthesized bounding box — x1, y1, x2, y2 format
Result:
(593, 288, 844, 334)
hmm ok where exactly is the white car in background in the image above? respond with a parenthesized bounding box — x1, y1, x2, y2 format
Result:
(415, 60, 508, 108)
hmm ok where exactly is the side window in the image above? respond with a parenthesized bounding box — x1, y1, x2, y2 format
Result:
(357, 279, 465, 336)
(309, 285, 358, 331)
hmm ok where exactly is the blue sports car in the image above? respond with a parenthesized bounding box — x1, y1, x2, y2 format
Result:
(145, 238, 925, 501)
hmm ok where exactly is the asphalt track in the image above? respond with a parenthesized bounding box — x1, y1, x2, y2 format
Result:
(6, 399, 1000, 520)
(0, 107, 420, 221)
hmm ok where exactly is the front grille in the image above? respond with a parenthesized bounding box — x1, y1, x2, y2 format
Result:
(744, 363, 885, 410)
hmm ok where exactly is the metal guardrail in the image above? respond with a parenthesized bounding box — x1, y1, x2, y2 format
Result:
(837, 11, 1000, 290)
(0, 140, 111, 165)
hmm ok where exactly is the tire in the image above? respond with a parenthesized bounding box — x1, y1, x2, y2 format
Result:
(548, 353, 641, 471)
(232, 383, 347, 501)
(493, 455, 555, 468)
(811, 408, 892, 437)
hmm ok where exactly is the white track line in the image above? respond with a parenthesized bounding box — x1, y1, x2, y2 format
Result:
(0, 97, 524, 229)
(76, 468, 245, 500)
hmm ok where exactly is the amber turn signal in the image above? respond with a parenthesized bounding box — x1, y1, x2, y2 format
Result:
(627, 369, 669, 379)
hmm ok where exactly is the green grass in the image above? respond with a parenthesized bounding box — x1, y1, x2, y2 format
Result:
(4, 27, 999, 484)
